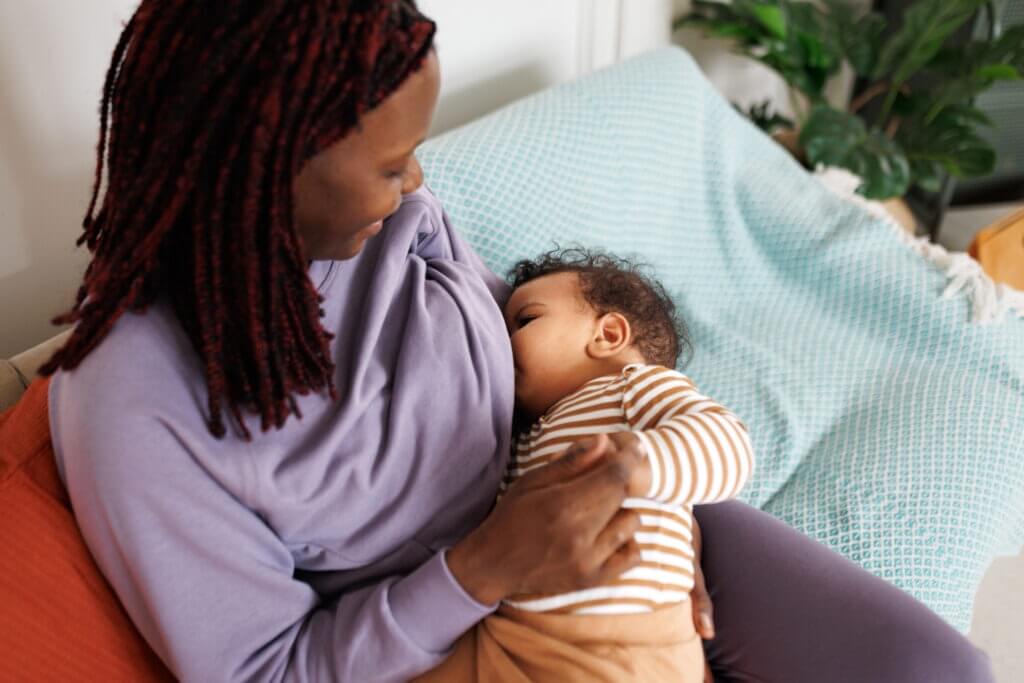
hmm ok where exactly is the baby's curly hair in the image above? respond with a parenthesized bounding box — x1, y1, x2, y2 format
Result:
(508, 247, 692, 369)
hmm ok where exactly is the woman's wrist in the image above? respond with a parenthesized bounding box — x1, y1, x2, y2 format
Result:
(446, 530, 507, 606)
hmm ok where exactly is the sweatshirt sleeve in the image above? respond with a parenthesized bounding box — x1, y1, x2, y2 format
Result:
(621, 366, 754, 507)
(55, 406, 494, 683)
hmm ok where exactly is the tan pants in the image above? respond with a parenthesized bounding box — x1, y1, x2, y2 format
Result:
(414, 600, 704, 682)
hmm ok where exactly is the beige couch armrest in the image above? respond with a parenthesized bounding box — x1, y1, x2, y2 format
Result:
(0, 329, 73, 412)
(0, 359, 28, 413)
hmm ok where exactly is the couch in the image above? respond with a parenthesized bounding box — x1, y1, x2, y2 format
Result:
(3, 46, 1022, 681)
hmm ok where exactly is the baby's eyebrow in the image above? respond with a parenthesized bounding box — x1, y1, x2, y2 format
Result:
(510, 301, 544, 317)
(506, 300, 545, 327)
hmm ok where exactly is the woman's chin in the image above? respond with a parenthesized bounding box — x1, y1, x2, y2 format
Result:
(339, 240, 367, 260)
(334, 222, 384, 259)
(320, 235, 372, 261)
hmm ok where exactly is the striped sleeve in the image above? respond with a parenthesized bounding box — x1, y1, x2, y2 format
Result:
(621, 366, 754, 507)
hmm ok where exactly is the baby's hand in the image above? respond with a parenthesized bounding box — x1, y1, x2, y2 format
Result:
(606, 431, 651, 498)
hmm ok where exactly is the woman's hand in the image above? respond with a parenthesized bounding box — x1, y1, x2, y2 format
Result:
(691, 517, 717, 682)
(608, 432, 716, 646)
(599, 433, 717, 642)
(447, 433, 647, 605)
(691, 518, 715, 640)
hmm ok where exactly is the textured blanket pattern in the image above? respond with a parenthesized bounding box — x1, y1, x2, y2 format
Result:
(417, 47, 1024, 633)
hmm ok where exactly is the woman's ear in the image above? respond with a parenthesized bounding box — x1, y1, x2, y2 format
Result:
(587, 312, 633, 359)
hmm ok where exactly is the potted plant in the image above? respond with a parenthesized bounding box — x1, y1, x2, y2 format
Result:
(676, 0, 1024, 219)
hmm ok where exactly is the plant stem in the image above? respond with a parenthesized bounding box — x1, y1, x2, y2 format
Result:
(885, 116, 902, 139)
(849, 81, 891, 114)
(880, 85, 900, 126)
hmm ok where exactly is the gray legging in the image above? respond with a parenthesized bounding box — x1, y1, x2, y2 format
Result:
(695, 502, 994, 682)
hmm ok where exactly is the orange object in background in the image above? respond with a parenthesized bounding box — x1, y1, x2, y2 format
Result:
(968, 208, 1024, 291)
(0, 379, 172, 682)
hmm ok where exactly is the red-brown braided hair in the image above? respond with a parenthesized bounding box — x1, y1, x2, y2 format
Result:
(38, 1, 436, 440)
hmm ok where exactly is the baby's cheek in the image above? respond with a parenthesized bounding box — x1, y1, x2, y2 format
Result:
(509, 333, 528, 364)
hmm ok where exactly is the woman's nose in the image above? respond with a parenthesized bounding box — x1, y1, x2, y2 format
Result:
(401, 156, 424, 194)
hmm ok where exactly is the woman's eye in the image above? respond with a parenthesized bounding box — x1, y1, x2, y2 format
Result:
(517, 316, 537, 328)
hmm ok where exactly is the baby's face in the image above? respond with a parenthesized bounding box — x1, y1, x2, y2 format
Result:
(504, 272, 600, 419)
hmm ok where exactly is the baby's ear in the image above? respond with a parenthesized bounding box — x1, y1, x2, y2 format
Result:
(588, 312, 633, 359)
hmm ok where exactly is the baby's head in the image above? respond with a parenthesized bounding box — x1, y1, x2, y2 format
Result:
(505, 247, 690, 419)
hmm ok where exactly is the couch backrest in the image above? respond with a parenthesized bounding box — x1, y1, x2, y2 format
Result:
(0, 330, 72, 412)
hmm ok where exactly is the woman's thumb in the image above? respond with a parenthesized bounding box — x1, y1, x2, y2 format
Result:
(558, 433, 607, 469)
(524, 434, 608, 486)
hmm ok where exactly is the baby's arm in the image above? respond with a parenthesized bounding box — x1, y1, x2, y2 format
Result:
(620, 366, 754, 506)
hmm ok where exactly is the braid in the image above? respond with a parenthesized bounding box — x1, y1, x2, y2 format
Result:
(39, 1, 436, 440)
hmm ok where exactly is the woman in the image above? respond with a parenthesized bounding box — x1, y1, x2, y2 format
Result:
(41, 2, 993, 681)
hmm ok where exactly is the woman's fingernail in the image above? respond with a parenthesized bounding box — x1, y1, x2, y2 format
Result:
(701, 614, 714, 633)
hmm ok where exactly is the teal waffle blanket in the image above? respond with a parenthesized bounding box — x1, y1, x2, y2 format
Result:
(417, 47, 1024, 633)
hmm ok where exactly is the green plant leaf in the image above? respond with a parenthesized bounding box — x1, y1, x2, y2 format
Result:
(682, 0, 841, 101)
(991, 24, 1024, 71)
(823, 1, 887, 76)
(890, 91, 932, 117)
(755, 50, 829, 100)
(710, 21, 767, 41)
(783, 2, 838, 71)
(744, 2, 841, 99)
(872, 0, 988, 85)
(674, 2, 746, 35)
(748, 3, 787, 40)
(976, 64, 1020, 80)
(677, 4, 782, 49)
(738, 99, 796, 133)
(911, 159, 944, 193)
(948, 104, 993, 128)
(898, 106, 997, 178)
(799, 106, 911, 198)
(846, 15, 887, 77)
(920, 24, 1024, 120)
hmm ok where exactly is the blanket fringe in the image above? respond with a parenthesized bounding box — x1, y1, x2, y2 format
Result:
(814, 166, 1024, 325)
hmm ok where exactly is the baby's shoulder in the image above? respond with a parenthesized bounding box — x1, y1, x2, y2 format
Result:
(620, 363, 693, 386)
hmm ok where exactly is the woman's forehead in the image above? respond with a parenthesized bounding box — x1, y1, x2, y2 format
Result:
(349, 51, 439, 158)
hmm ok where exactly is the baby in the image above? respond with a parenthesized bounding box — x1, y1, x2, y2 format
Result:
(419, 247, 754, 682)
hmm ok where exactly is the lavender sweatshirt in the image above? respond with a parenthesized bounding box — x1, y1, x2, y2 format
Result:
(50, 187, 516, 682)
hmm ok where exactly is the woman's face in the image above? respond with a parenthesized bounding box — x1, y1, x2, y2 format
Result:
(293, 50, 441, 261)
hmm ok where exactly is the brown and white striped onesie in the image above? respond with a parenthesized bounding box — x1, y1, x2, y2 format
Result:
(502, 363, 754, 615)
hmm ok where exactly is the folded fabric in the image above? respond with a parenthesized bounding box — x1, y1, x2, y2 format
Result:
(413, 602, 701, 683)
(418, 46, 1024, 632)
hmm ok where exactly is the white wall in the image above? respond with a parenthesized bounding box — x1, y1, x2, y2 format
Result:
(0, 0, 671, 357)
(0, 1, 140, 358)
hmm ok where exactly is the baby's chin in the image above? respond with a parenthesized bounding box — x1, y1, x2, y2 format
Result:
(513, 392, 553, 423)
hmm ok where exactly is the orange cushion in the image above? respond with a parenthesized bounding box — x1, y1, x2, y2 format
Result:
(0, 378, 174, 682)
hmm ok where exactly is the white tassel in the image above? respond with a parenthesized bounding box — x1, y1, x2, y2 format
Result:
(814, 166, 1024, 325)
